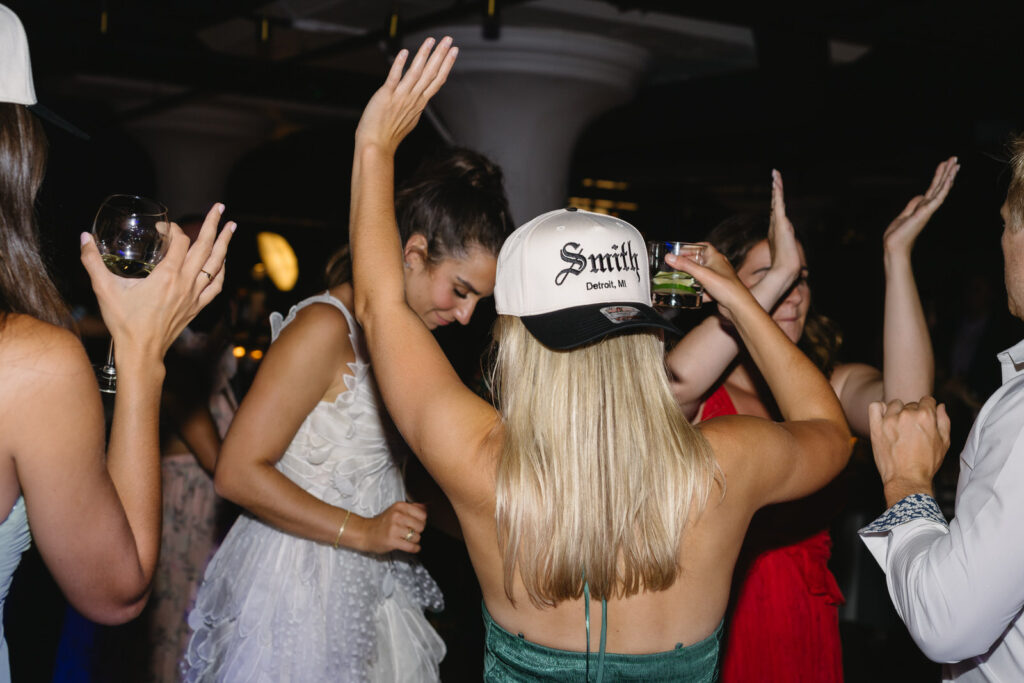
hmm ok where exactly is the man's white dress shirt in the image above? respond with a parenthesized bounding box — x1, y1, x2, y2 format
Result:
(859, 338, 1024, 682)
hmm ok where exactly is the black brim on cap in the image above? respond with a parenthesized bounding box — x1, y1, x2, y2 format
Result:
(28, 103, 90, 140)
(520, 302, 679, 350)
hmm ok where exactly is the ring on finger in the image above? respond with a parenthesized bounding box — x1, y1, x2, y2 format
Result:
(199, 269, 213, 281)
(403, 528, 415, 542)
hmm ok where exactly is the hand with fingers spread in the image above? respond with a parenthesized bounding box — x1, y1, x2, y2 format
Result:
(356, 501, 428, 554)
(883, 156, 959, 257)
(767, 169, 802, 288)
(354, 36, 459, 155)
(80, 202, 235, 360)
(868, 396, 951, 506)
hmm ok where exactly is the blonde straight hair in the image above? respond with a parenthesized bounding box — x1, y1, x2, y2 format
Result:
(490, 316, 719, 607)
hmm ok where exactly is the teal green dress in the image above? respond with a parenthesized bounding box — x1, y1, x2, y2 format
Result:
(0, 498, 31, 683)
(482, 602, 721, 682)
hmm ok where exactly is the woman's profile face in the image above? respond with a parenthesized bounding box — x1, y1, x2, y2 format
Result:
(735, 238, 810, 344)
(403, 243, 497, 330)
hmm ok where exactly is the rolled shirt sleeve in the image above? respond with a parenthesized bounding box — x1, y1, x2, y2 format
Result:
(859, 376, 1024, 666)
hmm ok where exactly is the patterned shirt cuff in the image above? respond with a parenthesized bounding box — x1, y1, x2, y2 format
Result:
(859, 493, 947, 535)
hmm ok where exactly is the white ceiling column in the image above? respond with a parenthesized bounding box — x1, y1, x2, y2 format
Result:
(125, 103, 273, 218)
(412, 26, 649, 224)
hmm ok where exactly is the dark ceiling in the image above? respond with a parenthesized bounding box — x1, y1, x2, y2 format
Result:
(13, 1, 1024, 136)
(9, 1, 1024, 356)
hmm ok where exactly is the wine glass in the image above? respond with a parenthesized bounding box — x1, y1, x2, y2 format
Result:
(91, 194, 170, 393)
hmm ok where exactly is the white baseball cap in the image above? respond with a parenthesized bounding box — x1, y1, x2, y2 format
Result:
(0, 4, 89, 138)
(0, 3, 36, 105)
(494, 207, 678, 349)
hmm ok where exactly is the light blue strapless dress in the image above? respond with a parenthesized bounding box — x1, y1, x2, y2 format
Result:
(0, 497, 32, 683)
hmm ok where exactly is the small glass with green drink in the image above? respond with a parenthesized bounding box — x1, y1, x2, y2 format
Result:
(647, 241, 705, 309)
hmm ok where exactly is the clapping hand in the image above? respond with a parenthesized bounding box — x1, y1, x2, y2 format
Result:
(768, 169, 802, 285)
(883, 156, 959, 256)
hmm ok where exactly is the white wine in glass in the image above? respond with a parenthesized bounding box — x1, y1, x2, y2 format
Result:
(91, 194, 170, 393)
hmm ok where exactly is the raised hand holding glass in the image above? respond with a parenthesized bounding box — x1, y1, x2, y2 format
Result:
(91, 194, 170, 393)
(647, 240, 705, 309)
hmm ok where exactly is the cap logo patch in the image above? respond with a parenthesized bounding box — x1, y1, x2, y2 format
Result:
(600, 305, 645, 324)
(555, 241, 641, 286)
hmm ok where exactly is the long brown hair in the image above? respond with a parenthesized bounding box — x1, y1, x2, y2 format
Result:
(0, 104, 71, 329)
(706, 213, 841, 376)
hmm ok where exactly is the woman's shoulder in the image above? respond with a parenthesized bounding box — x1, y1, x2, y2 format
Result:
(265, 293, 357, 373)
(0, 314, 86, 370)
(280, 291, 354, 340)
(697, 414, 746, 467)
(0, 314, 93, 412)
(696, 412, 787, 494)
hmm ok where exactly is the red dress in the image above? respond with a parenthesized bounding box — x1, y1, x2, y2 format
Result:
(702, 386, 845, 682)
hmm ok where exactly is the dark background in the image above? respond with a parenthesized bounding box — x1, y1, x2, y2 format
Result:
(6, 1, 1024, 680)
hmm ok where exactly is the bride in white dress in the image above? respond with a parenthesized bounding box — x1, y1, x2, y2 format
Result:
(182, 147, 512, 682)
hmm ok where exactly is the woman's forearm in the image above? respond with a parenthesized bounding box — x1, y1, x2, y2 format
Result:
(214, 460, 361, 547)
(666, 267, 799, 415)
(876, 156, 956, 403)
(178, 406, 221, 475)
(882, 247, 934, 401)
(103, 346, 166, 604)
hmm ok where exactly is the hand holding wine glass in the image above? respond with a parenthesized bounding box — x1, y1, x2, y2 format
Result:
(89, 195, 169, 391)
(83, 200, 235, 392)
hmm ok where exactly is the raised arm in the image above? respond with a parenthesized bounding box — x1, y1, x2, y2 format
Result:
(684, 247, 851, 507)
(350, 38, 500, 506)
(666, 170, 802, 418)
(832, 157, 957, 435)
(10, 204, 232, 624)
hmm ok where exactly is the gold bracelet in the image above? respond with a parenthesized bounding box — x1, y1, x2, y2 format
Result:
(333, 509, 352, 549)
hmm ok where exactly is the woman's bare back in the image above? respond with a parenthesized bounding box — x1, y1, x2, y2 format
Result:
(450, 423, 790, 655)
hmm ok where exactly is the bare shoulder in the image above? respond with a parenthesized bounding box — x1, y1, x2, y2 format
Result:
(245, 297, 357, 407)
(696, 413, 790, 506)
(697, 414, 758, 473)
(0, 315, 101, 460)
(271, 298, 354, 361)
(0, 314, 90, 386)
(289, 298, 353, 337)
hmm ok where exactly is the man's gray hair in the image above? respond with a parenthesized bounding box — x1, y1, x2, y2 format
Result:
(1008, 134, 1024, 231)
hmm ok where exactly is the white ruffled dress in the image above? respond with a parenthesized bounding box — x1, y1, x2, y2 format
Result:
(182, 292, 445, 682)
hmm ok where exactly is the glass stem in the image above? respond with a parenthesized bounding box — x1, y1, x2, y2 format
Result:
(102, 339, 116, 375)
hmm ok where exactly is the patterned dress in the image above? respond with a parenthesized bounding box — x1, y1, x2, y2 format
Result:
(182, 292, 445, 682)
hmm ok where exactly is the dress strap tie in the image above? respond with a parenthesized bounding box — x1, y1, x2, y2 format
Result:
(582, 574, 608, 683)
